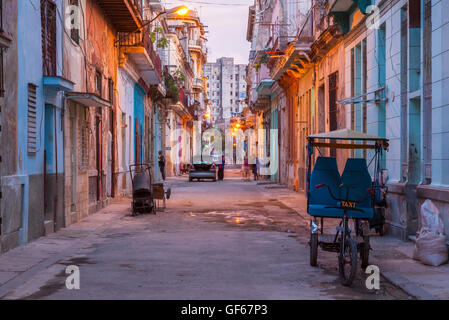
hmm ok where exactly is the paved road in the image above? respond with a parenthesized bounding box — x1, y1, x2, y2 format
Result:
(0, 170, 410, 299)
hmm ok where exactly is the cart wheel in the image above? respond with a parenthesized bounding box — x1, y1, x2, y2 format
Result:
(310, 233, 318, 267)
(338, 238, 358, 287)
(376, 226, 384, 237)
(165, 188, 171, 200)
(152, 200, 157, 215)
(361, 236, 370, 269)
(131, 203, 136, 216)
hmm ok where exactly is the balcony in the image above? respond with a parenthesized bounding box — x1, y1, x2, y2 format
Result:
(192, 77, 204, 92)
(270, 41, 312, 81)
(189, 39, 206, 54)
(97, 0, 144, 32)
(118, 26, 162, 86)
(169, 87, 195, 119)
(328, 0, 373, 33)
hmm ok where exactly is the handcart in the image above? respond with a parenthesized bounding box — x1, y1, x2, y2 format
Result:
(306, 129, 389, 286)
(129, 164, 155, 215)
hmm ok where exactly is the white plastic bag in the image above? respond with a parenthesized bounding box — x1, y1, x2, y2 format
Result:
(420, 200, 444, 234)
(414, 200, 448, 267)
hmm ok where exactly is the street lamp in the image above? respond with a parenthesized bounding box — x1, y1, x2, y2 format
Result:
(169, 6, 189, 16)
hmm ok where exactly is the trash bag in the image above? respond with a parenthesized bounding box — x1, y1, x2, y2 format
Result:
(414, 200, 448, 267)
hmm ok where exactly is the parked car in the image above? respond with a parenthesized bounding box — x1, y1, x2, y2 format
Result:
(189, 162, 217, 182)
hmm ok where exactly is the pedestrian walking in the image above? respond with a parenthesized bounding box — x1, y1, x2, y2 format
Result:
(218, 154, 225, 180)
(242, 157, 250, 181)
(158, 151, 166, 181)
(252, 158, 259, 181)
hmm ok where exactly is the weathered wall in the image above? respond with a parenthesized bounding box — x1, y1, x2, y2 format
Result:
(1, 0, 19, 252)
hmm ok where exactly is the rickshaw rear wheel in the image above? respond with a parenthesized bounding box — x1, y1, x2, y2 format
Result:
(361, 236, 370, 269)
(338, 238, 358, 286)
(310, 233, 318, 267)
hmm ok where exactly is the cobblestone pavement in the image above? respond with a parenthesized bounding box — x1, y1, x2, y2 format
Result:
(0, 170, 412, 300)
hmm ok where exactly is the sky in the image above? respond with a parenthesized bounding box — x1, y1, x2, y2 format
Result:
(161, 0, 253, 65)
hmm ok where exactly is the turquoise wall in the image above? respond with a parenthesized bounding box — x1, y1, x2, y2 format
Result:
(134, 84, 145, 163)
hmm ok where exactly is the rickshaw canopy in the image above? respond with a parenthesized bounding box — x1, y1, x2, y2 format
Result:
(307, 129, 389, 150)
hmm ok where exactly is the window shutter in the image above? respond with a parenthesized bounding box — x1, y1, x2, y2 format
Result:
(27, 84, 38, 154)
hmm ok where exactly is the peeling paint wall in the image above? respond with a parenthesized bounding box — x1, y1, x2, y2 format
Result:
(1, 0, 19, 253)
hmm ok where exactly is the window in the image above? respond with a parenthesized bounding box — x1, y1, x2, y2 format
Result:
(41, 0, 57, 76)
(69, 0, 80, 44)
(95, 71, 102, 96)
(108, 78, 114, 103)
(27, 84, 38, 154)
(121, 112, 126, 169)
(79, 107, 89, 169)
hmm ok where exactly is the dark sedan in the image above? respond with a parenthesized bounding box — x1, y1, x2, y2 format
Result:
(189, 162, 217, 182)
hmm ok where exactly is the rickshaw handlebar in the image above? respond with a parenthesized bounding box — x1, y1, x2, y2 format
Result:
(314, 183, 375, 204)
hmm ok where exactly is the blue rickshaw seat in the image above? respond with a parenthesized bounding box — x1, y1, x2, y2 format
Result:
(309, 156, 341, 207)
(308, 157, 374, 219)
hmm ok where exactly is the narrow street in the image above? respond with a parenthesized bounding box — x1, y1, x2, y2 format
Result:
(0, 170, 410, 300)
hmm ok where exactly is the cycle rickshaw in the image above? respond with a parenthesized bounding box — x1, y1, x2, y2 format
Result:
(306, 129, 389, 286)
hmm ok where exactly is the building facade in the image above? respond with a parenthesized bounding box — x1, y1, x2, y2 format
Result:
(0, 0, 207, 254)
(331, 0, 449, 241)
(204, 58, 248, 129)
(163, 9, 208, 176)
(246, 0, 449, 243)
(1, 0, 19, 252)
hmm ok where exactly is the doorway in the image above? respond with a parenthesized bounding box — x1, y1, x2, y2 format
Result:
(329, 72, 338, 157)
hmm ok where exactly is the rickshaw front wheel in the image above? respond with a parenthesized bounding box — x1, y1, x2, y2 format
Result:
(310, 233, 318, 267)
(338, 238, 358, 286)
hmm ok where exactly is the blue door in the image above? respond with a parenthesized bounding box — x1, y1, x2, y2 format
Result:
(134, 84, 145, 164)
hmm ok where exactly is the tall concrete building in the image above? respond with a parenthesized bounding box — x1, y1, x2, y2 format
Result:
(204, 58, 247, 127)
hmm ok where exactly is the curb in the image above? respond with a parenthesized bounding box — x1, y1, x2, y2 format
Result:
(371, 261, 438, 300)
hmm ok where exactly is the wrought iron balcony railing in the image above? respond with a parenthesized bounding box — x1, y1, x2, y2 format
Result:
(118, 25, 162, 81)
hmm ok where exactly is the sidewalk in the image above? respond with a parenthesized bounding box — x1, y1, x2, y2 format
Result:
(0, 200, 129, 298)
(259, 182, 449, 300)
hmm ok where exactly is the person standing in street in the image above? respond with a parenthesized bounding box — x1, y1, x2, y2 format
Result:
(158, 151, 166, 181)
(218, 154, 225, 180)
(252, 157, 259, 181)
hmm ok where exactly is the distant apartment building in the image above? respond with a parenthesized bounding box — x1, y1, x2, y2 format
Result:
(204, 58, 247, 126)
